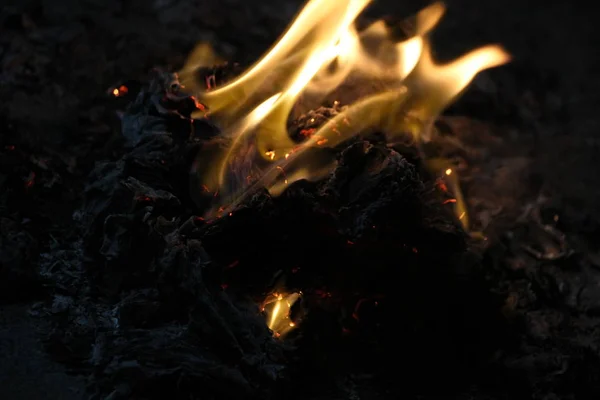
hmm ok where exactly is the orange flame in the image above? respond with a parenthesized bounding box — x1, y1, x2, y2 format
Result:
(182, 0, 510, 228)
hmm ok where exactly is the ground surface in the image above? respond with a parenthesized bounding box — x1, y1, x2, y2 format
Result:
(1, 0, 599, 399)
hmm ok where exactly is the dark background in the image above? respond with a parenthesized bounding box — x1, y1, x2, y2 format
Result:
(1, 0, 598, 398)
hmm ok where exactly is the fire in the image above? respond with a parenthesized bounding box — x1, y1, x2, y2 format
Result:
(183, 0, 510, 226)
(261, 292, 301, 337)
(180, 0, 510, 331)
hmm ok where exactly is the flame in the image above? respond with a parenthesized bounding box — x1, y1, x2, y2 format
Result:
(183, 0, 510, 227)
(262, 292, 301, 338)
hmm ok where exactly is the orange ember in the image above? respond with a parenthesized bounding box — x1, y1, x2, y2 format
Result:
(112, 85, 129, 97)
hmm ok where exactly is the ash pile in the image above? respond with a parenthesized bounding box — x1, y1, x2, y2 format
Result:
(28, 69, 509, 400)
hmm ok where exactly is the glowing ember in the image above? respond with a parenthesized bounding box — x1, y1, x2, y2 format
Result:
(261, 292, 301, 338)
(112, 85, 129, 97)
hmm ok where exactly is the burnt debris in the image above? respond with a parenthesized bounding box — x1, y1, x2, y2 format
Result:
(18, 68, 512, 400)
